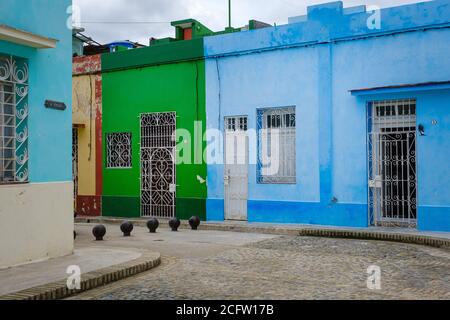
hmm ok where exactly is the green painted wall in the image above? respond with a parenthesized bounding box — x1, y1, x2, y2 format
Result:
(102, 53, 207, 220)
(102, 38, 204, 72)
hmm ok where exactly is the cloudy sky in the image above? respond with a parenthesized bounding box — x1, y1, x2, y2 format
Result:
(73, 0, 427, 45)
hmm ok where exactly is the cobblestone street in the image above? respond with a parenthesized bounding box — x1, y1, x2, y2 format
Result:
(70, 224, 450, 300)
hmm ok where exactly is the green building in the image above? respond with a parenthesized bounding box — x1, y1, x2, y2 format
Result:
(102, 20, 210, 220)
(101, 19, 271, 220)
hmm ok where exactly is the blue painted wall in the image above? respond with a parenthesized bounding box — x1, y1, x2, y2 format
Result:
(0, 0, 73, 183)
(204, 0, 450, 231)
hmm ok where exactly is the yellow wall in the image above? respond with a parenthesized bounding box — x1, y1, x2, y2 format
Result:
(72, 75, 96, 196)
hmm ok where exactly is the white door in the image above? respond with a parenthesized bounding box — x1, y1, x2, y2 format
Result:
(224, 116, 248, 221)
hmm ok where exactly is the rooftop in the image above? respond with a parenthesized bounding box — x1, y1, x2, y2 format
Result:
(204, 0, 450, 57)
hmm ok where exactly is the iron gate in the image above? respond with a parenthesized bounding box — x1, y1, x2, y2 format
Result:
(140, 112, 176, 218)
(367, 99, 417, 228)
(72, 128, 78, 209)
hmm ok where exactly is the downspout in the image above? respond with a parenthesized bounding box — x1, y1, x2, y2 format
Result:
(88, 74, 93, 161)
(215, 58, 222, 132)
(194, 61, 201, 165)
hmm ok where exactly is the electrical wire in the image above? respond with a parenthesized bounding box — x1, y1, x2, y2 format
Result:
(80, 21, 170, 24)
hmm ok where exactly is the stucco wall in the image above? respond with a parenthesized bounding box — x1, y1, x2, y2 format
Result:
(0, 182, 74, 268)
(204, 0, 450, 230)
(0, 0, 73, 183)
(73, 75, 97, 195)
(206, 47, 321, 202)
(72, 55, 103, 216)
(0, 0, 73, 266)
(102, 60, 207, 220)
(331, 29, 450, 231)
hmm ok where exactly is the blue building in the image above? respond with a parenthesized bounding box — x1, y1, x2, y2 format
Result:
(0, 0, 73, 267)
(204, 0, 450, 232)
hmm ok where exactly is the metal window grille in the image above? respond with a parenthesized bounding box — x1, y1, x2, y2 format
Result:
(257, 106, 296, 184)
(140, 112, 176, 218)
(106, 132, 132, 168)
(367, 99, 417, 228)
(0, 55, 29, 183)
(224, 116, 249, 167)
(226, 116, 247, 132)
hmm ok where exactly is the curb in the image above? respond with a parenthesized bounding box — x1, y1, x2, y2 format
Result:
(0, 251, 161, 300)
(76, 217, 450, 250)
(297, 228, 450, 249)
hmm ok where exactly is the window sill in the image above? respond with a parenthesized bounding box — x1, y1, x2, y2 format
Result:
(257, 180, 297, 185)
(0, 181, 29, 186)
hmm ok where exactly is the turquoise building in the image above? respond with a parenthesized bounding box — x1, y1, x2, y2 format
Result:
(204, 0, 450, 232)
(0, 0, 73, 267)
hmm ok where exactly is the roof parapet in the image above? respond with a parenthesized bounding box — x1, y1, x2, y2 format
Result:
(307, 1, 343, 20)
(343, 5, 367, 15)
(289, 1, 368, 24)
(205, 0, 450, 58)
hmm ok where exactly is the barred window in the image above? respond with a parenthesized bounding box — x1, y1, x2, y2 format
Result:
(226, 116, 248, 131)
(106, 132, 132, 168)
(257, 107, 296, 184)
(0, 55, 29, 183)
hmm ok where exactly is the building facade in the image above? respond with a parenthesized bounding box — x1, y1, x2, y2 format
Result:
(96, 18, 269, 221)
(101, 21, 210, 220)
(0, 0, 73, 267)
(73, 54, 103, 216)
(204, 0, 450, 232)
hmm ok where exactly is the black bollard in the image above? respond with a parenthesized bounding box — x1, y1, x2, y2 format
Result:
(120, 221, 134, 237)
(189, 216, 201, 230)
(169, 217, 181, 231)
(92, 224, 106, 241)
(147, 218, 159, 233)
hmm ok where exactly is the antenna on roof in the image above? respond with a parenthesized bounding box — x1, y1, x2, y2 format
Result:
(228, 0, 232, 28)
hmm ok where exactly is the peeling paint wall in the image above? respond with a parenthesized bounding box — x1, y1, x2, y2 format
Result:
(72, 55, 102, 216)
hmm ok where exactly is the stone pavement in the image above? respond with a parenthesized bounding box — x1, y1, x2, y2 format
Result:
(70, 223, 450, 300)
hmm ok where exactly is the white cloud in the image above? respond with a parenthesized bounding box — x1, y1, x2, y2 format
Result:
(73, 0, 428, 45)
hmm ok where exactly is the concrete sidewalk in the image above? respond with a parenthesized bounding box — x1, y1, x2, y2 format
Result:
(74, 223, 278, 258)
(0, 247, 140, 296)
(0, 246, 160, 300)
(76, 216, 450, 249)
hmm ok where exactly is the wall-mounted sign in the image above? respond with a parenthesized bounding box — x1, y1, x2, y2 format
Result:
(45, 100, 66, 111)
